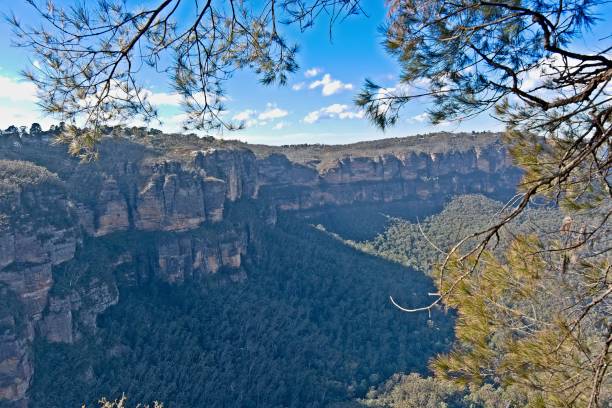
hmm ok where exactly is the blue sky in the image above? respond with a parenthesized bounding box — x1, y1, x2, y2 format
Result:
(0, 1, 609, 145)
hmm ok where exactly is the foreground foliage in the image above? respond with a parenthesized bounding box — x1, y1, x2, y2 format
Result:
(355, 1, 611, 405)
(350, 195, 611, 407)
(362, 373, 528, 408)
(83, 395, 163, 408)
(10, 0, 362, 159)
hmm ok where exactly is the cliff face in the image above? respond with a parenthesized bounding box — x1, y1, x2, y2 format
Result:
(0, 131, 520, 407)
(0, 161, 79, 406)
(256, 146, 516, 210)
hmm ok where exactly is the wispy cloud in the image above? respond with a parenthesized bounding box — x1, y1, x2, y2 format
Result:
(143, 89, 227, 107)
(273, 121, 289, 130)
(304, 68, 322, 78)
(368, 82, 414, 118)
(230, 104, 288, 128)
(303, 104, 364, 124)
(233, 109, 256, 122)
(144, 90, 182, 106)
(408, 112, 430, 123)
(258, 105, 288, 120)
(0, 75, 37, 103)
(0, 75, 57, 130)
(291, 82, 305, 91)
(309, 74, 353, 96)
(0, 104, 55, 130)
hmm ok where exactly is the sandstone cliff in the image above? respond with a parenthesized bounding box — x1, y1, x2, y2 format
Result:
(0, 130, 520, 407)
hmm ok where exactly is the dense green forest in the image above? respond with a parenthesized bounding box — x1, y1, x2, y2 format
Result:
(30, 211, 454, 408)
(346, 195, 562, 275)
(299, 199, 446, 242)
(310, 195, 565, 407)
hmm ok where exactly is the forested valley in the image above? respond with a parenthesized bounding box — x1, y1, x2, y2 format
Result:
(29, 204, 454, 408)
(28, 194, 568, 408)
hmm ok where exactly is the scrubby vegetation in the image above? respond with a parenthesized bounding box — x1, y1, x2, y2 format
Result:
(361, 372, 528, 408)
(0, 160, 61, 191)
(83, 395, 163, 408)
(0, 160, 73, 231)
(349, 195, 562, 274)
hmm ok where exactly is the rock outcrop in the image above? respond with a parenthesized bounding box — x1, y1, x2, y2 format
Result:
(0, 161, 79, 406)
(0, 130, 521, 407)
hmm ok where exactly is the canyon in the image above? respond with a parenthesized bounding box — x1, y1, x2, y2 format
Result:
(0, 129, 520, 407)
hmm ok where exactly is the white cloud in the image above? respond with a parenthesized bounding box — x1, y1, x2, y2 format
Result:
(142, 89, 227, 107)
(158, 113, 189, 132)
(273, 121, 289, 130)
(231, 109, 259, 127)
(233, 109, 256, 121)
(230, 104, 288, 128)
(0, 104, 55, 131)
(0, 75, 37, 103)
(309, 74, 353, 96)
(0, 75, 56, 130)
(303, 104, 364, 124)
(412, 77, 432, 89)
(144, 90, 182, 106)
(303, 112, 320, 124)
(258, 105, 288, 120)
(304, 68, 322, 78)
(409, 113, 430, 123)
(292, 82, 305, 91)
(0, 75, 237, 135)
(368, 82, 414, 118)
(517, 54, 571, 91)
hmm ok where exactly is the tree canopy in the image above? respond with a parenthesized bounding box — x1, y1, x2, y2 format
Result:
(9, 0, 362, 159)
(354, 1, 610, 406)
